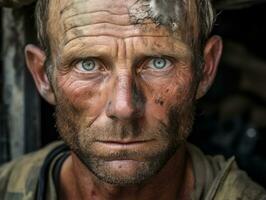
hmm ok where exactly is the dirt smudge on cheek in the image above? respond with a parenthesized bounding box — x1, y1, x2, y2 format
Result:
(154, 97, 164, 106)
(153, 87, 176, 106)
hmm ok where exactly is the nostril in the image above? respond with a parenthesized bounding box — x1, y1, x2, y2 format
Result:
(106, 101, 115, 119)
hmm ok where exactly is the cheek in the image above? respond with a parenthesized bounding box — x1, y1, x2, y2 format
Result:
(141, 69, 195, 122)
(56, 74, 107, 116)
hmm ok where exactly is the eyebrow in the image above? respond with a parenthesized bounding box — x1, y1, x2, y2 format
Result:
(133, 41, 192, 61)
(59, 36, 191, 67)
(59, 42, 114, 66)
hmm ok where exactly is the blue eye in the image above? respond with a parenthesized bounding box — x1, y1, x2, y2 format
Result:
(75, 58, 100, 73)
(81, 59, 96, 71)
(147, 57, 172, 70)
(153, 58, 167, 69)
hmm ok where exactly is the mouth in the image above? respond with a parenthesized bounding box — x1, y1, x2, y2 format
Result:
(91, 139, 158, 161)
(94, 139, 155, 162)
(96, 139, 154, 146)
(94, 139, 155, 150)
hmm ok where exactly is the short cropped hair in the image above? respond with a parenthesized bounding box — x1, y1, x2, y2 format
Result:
(35, 0, 50, 55)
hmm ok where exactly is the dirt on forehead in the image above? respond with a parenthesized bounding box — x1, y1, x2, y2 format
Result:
(51, 0, 183, 30)
(46, 0, 183, 46)
(129, 0, 182, 31)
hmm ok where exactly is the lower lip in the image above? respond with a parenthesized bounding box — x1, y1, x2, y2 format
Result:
(95, 140, 153, 148)
(92, 141, 155, 161)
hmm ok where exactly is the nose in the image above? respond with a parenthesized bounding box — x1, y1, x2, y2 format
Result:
(106, 72, 143, 121)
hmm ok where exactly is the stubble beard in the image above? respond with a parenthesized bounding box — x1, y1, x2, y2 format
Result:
(55, 98, 195, 186)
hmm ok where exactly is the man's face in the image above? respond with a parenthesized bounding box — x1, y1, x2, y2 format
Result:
(50, 0, 197, 185)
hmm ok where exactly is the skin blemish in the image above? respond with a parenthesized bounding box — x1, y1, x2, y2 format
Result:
(92, 191, 96, 196)
(155, 97, 164, 106)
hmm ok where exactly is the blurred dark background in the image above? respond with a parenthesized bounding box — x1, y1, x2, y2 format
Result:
(190, 3, 266, 187)
(0, 0, 266, 188)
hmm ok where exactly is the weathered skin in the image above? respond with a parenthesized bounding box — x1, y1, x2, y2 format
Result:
(25, 0, 222, 199)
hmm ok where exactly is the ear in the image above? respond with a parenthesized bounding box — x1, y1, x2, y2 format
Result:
(196, 36, 223, 99)
(25, 44, 56, 105)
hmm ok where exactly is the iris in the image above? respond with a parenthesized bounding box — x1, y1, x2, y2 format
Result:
(152, 58, 167, 69)
(81, 59, 96, 71)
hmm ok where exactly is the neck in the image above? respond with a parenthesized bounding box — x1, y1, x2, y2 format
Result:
(59, 144, 194, 200)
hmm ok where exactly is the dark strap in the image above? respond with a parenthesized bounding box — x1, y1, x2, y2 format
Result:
(53, 152, 70, 197)
(36, 143, 69, 200)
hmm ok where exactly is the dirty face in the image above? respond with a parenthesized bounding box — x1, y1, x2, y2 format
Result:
(51, 0, 198, 185)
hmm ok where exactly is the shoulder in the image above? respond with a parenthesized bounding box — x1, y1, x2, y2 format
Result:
(208, 160, 266, 200)
(0, 141, 64, 200)
(187, 143, 266, 200)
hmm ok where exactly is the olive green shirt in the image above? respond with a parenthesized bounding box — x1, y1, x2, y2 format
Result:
(0, 141, 265, 200)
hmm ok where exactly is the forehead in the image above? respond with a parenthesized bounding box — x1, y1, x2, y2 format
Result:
(53, 0, 148, 31)
(50, 0, 182, 32)
(47, 0, 187, 56)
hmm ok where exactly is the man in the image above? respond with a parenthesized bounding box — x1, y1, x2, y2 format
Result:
(0, 0, 265, 199)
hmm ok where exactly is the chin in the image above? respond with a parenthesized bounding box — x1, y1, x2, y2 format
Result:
(88, 159, 161, 186)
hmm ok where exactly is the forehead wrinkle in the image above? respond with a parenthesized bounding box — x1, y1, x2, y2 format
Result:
(63, 13, 154, 34)
(60, 0, 130, 19)
(64, 44, 112, 58)
(124, 38, 135, 69)
(63, 12, 131, 32)
(116, 39, 127, 65)
(65, 35, 170, 48)
(62, 9, 129, 20)
(63, 23, 170, 46)
(60, 40, 116, 64)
